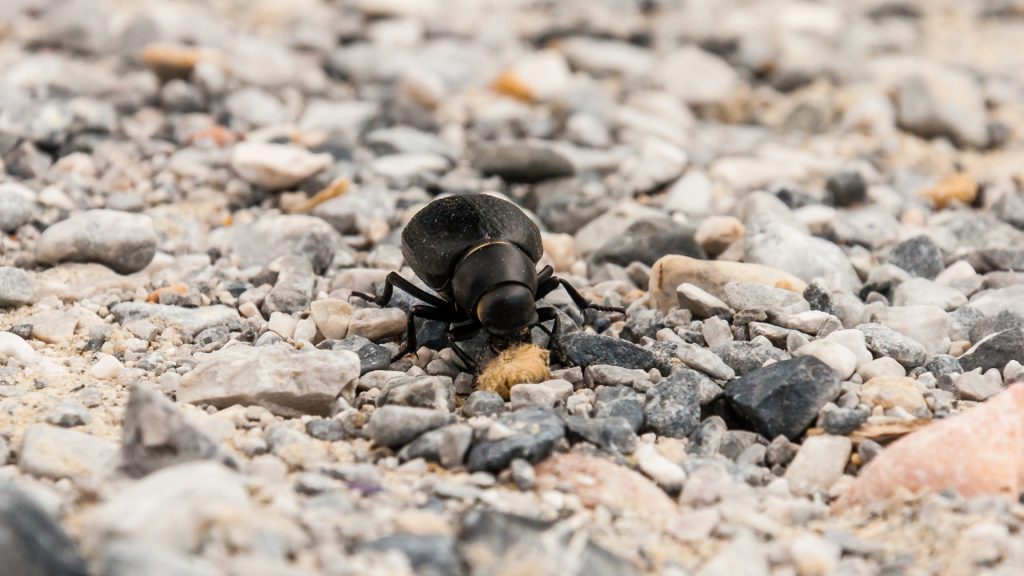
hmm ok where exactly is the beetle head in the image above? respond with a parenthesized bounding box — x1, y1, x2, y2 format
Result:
(476, 283, 538, 340)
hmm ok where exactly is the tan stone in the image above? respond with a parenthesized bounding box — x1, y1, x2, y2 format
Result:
(649, 255, 807, 312)
(835, 384, 1024, 511)
(860, 377, 928, 413)
(920, 173, 978, 209)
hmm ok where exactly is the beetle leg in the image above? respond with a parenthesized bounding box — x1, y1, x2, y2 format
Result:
(393, 304, 467, 362)
(534, 306, 568, 365)
(536, 265, 554, 285)
(537, 275, 626, 315)
(352, 271, 451, 310)
(445, 321, 481, 372)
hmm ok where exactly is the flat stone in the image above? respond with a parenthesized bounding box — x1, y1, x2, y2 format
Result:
(178, 344, 360, 417)
(472, 141, 574, 183)
(26, 310, 78, 344)
(724, 356, 841, 440)
(955, 368, 1004, 401)
(111, 303, 241, 338)
(960, 328, 1024, 373)
(872, 305, 950, 356)
(0, 267, 33, 307)
(785, 435, 852, 496)
(466, 406, 565, 472)
(19, 424, 117, 480)
(36, 210, 158, 274)
(564, 416, 638, 454)
(368, 406, 449, 449)
(563, 332, 669, 374)
(860, 377, 929, 414)
(793, 340, 858, 380)
(230, 142, 331, 190)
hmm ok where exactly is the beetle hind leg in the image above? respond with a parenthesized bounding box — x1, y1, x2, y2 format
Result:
(351, 271, 451, 310)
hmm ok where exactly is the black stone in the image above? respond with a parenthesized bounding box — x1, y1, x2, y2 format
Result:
(0, 483, 89, 576)
(593, 386, 643, 432)
(803, 283, 835, 315)
(968, 310, 1024, 344)
(723, 356, 842, 440)
(822, 407, 870, 436)
(466, 406, 565, 472)
(362, 534, 460, 576)
(457, 509, 638, 576)
(643, 370, 702, 439)
(887, 236, 945, 279)
(959, 328, 1024, 373)
(563, 416, 638, 454)
(589, 218, 705, 268)
(462, 390, 505, 418)
(562, 332, 670, 375)
(318, 335, 392, 375)
(713, 341, 790, 376)
(923, 354, 963, 378)
(472, 142, 575, 183)
(825, 169, 867, 207)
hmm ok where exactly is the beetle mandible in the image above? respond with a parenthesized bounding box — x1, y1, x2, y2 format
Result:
(352, 193, 624, 369)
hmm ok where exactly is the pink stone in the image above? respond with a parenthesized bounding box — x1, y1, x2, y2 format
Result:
(834, 384, 1024, 512)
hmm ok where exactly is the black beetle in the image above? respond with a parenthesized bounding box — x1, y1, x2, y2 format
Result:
(353, 193, 624, 368)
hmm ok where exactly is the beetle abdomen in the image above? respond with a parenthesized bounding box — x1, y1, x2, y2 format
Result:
(401, 194, 543, 291)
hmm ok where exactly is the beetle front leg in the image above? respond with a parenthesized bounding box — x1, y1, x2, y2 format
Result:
(351, 271, 451, 310)
(536, 275, 626, 315)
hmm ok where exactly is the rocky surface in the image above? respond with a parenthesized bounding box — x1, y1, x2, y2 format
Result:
(4, 1, 1024, 575)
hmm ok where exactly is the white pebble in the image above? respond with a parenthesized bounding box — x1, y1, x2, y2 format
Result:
(90, 354, 124, 380)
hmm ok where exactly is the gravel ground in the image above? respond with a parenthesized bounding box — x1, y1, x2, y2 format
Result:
(4, 0, 1024, 575)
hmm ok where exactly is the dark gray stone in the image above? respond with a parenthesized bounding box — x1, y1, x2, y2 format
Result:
(377, 376, 454, 411)
(923, 354, 963, 378)
(822, 407, 870, 436)
(689, 416, 726, 457)
(888, 235, 945, 279)
(959, 328, 1024, 373)
(724, 356, 842, 440)
(563, 416, 638, 454)
(563, 332, 670, 374)
(473, 142, 575, 183)
(261, 255, 315, 315)
(643, 370, 702, 439)
(826, 169, 867, 207)
(969, 310, 1024, 344)
(0, 483, 89, 576)
(803, 282, 834, 315)
(589, 218, 705, 268)
(306, 418, 348, 441)
(318, 335, 392, 375)
(593, 386, 643, 432)
(466, 406, 565, 472)
(367, 406, 449, 449)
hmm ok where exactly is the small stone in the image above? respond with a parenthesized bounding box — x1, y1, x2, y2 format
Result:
(111, 303, 241, 339)
(310, 299, 353, 340)
(46, 400, 91, 427)
(210, 215, 342, 273)
(0, 267, 33, 308)
(121, 382, 226, 477)
(361, 534, 460, 576)
(924, 354, 963, 378)
(955, 368, 1004, 402)
(702, 317, 733, 348)
(858, 323, 928, 369)
(635, 443, 685, 491)
(715, 341, 791, 376)
(677, 283, 733, 319)
(789, 533, 841, 576)
(793, 340, 857, 380)
(822, 407, 870, 436)
(695, 216, 744, 258)
(892, 278, 967, 310)
(368, 406, 449, 449)
(785, 435, 852, 496)
(318, 335, 391, 375)
(230, 142, 331, 190)
(463, 390, 505, 418)
(306, 419, 348, 442)
(0, 483, 89, 576)
(466, 406, 565, 472)
(650, 255, 807, 312)
(724, 356, 842, 440)
(896, 64, 988, 148)
(378, 375, 454, 411)
(262, 255, 315, 315)
(36, 210, 158, 274)
(472, 142, 574, 183)
(643, 370, 701, 439)
(672, 340, 735, 380)
(178, 344, 360, 417)
(493, 50, 571, 102)
(887, 236, 945, 279)
(27, 310, 78, 345)
(695, 534, 769, 576)
(19, 424, 117, 480)
(857, 357, 906, 381)
(826, 169, 867, 207)
(593, 386, 644, 432)
(562, 332, 668, 374)
(564, 416, 638, 454)
(267, 312, 297, 339)
(959, 328, 1024, 373)
(0, 183, 37, 232)
(658, 46, 740, 105)
(510, 458, 535, 490)
(872, 305, 950, 357)
(860, 377, 929, 414)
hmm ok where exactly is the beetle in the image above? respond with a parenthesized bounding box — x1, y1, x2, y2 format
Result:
(352, 193, 624, 369)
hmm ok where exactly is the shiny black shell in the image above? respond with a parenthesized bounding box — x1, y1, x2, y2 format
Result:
(401, 194, 543, 294)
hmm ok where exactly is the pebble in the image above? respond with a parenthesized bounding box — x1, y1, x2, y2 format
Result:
(643, 370, 701, 439)
(19, 424, 117, 480)
(895, 63, 988, 148)
(178, 344, 360, 417)
(724, 357, 842, 440)
(348, 308, 407, 342)
(650, 255, 807, 312)
(210, 215, 342, 273)
(872, 305, 950, 357)
(472, 142, 574, 183)
(593, 386, 644, 432)
(887, 235, 945, 279)
(860, 377, 929, 414)
(36, 210, 158, 274)
(319, 335, 391, 375)
(230, 142, 332, 190)
(785, 435, 852, 496)
(959, 328, 1024, 372)
(564, 416, 638, 454)
(0, 182, 37, 232)
(111, 303, 241, 338)
(792, 340, 858, 380)
(466, 407, 565, 472)
(635, 443, 685, 491)
(45, 399, 91, 427)
(857, 357, 906, 381)
(858, 323, 928, 369)
(677, 283, 733, 318)
(562, 332, 668, 374)
(462, 390, 505, 418)
(368, 406, 448, 449)
(954, 368, 1004, 401)
(0, 267, 34, 308)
